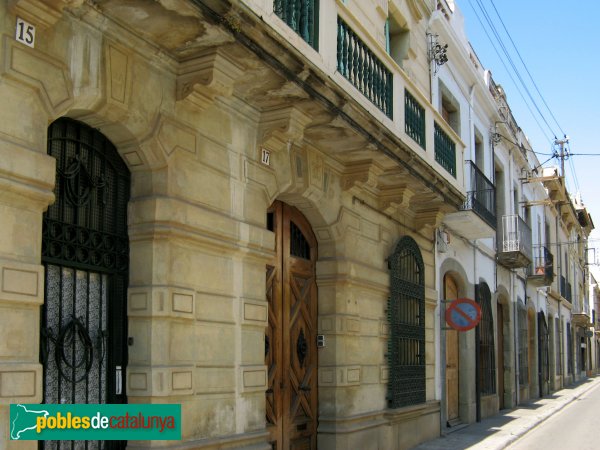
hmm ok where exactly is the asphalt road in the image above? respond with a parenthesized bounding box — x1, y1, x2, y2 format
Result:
(508, 380, 600, 450)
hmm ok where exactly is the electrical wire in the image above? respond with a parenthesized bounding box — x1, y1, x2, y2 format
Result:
(486, 0, 566, 136)
(494, 132, 554, 156)
(566, 144, 581, 193)
(467, 0, 553, 145)
(472, 0, 557, 139)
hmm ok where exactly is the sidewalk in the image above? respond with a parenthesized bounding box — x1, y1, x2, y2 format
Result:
(411, 376, 600, 450)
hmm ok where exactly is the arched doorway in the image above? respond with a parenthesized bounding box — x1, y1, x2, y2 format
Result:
(41, 118, 130, 449)
(265, 201, 318, 449)
(444, 274, 460, 425)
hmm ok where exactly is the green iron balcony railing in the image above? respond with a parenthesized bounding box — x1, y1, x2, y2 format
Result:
(337, 17, 393, 118)
(405, 90, 426, 149)
(434, 122, 456, 177)
(274, 0, 319, 50)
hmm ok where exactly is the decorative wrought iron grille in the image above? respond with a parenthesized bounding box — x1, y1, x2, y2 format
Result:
(434, 122, 456, 177)
(477, 283, 496, 395)
(43, 118, 130, 273)
(387, 236, 425, 408)
(405, 90, 426, 149)
(518, 303, 528, 385)
(461, 161, 496, 228)
(538, 312, 549, 396)
(274, 0, 319, 49)
(290, 221, 311, 259)
(337, 17, 393, 118)
(42, 118, 129, 450)
(567, 322, 573, 375)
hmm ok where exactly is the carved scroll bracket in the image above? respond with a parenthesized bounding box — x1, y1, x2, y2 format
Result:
(259, 105, 312, 154)
(176, 48, 243, 111)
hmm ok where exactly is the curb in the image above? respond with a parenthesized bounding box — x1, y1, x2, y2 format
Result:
(499, 376, 600, 449)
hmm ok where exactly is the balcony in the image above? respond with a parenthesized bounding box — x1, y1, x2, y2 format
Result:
(274, 0, 319, 50)
(337, 17, 392, 118)
(434, 122, 456, 177)
(443, 161, 495, 239)
(256, 0, 464, 195)
(497, 214, 532, 268)
(527, 245, 554, 286)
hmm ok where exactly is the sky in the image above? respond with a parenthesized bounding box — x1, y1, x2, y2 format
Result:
(457, 0, 600, 264)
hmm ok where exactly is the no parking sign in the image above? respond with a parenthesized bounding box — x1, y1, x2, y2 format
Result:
(445, 298, 481, 331)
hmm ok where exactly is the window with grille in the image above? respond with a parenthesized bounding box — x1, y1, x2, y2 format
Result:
(387, 236, 425, 408)
(567, 322, 573, 375)
(538, 312, 549, 392)
(555, 320, 562, 375)
(518, 303, 528, 385)
(477, 282, 496, 395)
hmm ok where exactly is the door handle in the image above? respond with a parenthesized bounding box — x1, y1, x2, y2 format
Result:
(116, 365, 122, 395)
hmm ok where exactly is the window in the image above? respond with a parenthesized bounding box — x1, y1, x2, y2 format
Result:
(518, 302, 528, 385)
(474, 128, 485, 171)
(477, 282, 496, 395)
(439, 81, 460, 135)
(387, 236, 425, 408)
(385, 14, 410, 68)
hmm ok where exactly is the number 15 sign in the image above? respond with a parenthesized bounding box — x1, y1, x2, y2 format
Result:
(16, 17, 35, 48)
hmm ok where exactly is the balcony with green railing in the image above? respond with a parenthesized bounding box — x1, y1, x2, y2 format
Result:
(405, 90, 426, 149)
(337, 17, 393, 118)
(258, 1, 464, 191)
(274, 0, 319, 50)
(434, 122, 456, 177)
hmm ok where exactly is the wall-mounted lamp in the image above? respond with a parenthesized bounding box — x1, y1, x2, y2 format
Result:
(427, 33, 449, 74)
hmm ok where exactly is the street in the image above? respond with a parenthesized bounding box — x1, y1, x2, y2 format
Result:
(508, 381, 600, 450)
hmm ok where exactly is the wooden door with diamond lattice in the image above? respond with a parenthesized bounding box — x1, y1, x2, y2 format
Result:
(266, 201, 318, 450)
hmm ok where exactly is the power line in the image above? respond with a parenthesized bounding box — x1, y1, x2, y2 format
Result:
(472, 0, 558, 139)
(467, 1, 553, 144)
(486, 0, 566, 136)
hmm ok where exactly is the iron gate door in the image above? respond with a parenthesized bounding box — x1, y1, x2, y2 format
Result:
(41, 118, 130, 450)
(538, 312, 549, 397)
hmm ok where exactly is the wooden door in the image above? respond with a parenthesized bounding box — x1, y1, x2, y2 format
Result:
(444, 275, 460, 422)
(497, 303, 505, 409)
(266, 201, 318, 450)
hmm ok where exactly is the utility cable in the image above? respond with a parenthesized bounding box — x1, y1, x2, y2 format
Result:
(486, 0, 566, 136)
(467, 0, 553, 143)
(473, 0, 557, 139)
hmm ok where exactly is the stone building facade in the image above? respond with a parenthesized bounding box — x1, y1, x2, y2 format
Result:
(0, 1, 595, 449)
(0, 0, 465, 449)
